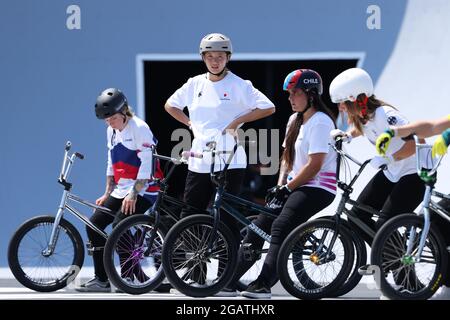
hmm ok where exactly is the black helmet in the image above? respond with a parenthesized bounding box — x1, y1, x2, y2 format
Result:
(95, 88, 128, 119)
(283, 69, 323, 95)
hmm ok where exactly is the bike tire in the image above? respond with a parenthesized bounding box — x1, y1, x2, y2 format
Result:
(8, 215, 84, 292)
(318, 216, 367, 297)
(162, 214, 238, 297)
(371, 213, 447, 300)
(103, 214, 168, 295)
(277, 218, 354, 299)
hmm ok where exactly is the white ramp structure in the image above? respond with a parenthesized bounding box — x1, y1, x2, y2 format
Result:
(376, 0, 450, 191)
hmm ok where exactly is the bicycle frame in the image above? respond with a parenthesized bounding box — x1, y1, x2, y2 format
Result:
(44, 142, 114, 256)
(196, 139, 280, 252)
(136, 148, 208, 250)
(328, 139, 383, 243)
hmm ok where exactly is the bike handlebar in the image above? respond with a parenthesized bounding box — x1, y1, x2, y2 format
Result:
(413, 135, 444, 180)
(182, 138, 256, 187)
(59, 141, 85, 185)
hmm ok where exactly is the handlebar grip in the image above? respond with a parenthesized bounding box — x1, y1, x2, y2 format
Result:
(181, 151, 203, 159)
(75, 152, 85, 160)
(65, 141, 72, 151)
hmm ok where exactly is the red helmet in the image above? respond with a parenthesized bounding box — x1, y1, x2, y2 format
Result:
(283, 69, 323, 95)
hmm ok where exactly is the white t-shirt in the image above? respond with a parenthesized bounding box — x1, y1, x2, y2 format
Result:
(362, 105, 416, 182)
(167, 71, 275, 173)
(106, 116, 159, 200)
(285, 112, 337, 194)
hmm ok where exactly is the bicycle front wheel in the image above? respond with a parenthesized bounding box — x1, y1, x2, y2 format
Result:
(371, 213, 447, 300)
(103, 214, 167, 295)
(162, 214, 238, 297)
(8, 215, 84, 292)
(318, 217, 367, 298)
(277, 219, 354, 299)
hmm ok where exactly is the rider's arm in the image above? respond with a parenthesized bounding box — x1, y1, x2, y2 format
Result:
(164, 102, 191, 128)
(224, 107, 275, 131)
(285, 153, 326, 191)
(129, 179, 148, 200)
(347, 127, 362, 139)
(128, 123, 156, 200)
(390, 139, 416, 161)
(277, 160, 289, 185)
(392, 115, 450, 139)
(104, 175, 116, 196)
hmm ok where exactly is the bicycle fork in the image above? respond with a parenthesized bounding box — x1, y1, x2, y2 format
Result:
(42, 190, 69, 256)
(406, 185, 432, 263)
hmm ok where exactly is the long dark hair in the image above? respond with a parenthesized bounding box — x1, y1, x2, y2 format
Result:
(282, 92, 336, 170)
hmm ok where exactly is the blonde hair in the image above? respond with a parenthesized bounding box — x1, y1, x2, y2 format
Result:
(123, 105, 134, 117)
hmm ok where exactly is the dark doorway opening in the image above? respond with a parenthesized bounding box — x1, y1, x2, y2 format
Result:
(143, 58, 358, 201)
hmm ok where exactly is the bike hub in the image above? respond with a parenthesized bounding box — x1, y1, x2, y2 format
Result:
(401, 255, 414, 266)
(309, 253, 321, 265)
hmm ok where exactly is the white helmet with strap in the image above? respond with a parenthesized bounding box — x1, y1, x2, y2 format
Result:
(329, 68, 374, 103)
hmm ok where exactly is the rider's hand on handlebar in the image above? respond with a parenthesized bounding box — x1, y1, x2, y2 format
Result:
(266, 185, 291, 210)
(95, 194, 109, 206)
(370, 155, 393, 170)
(330, 129, 352, 143)
(432, 130, 450, 158)
(375, 129, 395, 156)
(265, 185, 281, 203)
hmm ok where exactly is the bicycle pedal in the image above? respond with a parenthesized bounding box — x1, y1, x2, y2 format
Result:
(86, 242, 104, 256)
(358, 264, 376, 276)
(242, 243, 261, 262)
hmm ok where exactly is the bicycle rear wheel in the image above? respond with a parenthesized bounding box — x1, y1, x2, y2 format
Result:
(103, 214, 167, 295)
(371, 213, 447, 300)
(8, 215, 84, 292)
(277, 219, 354, 299)
(162, 214, 238, 297)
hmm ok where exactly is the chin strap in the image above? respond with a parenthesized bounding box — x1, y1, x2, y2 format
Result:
(297, 96, 313, 118)
(208, 67, 227, 77)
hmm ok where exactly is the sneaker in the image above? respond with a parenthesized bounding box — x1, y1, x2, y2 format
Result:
(75, 277, 111, 293)
(431, 286, 450, 300)
(153, 282, 172, 293)
(214, 287, 238, 297)
(169, 288, 181, 295)
(241, 279, 271, 299)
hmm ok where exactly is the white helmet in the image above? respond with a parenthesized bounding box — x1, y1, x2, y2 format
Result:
(329, 68, 374, 103)
(199, 33, 232, 55)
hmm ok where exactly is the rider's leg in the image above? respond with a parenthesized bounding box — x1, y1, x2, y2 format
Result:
(112, 195, 153, 282)
(86, 196, 122, 281)
(375, 173, 425, 289)
(246, 187, 335, 294)
(180, 171, 215, 218)
(348, 170, 395, 245)
(376, 173, 425, 229)
(227, 213, 274, 289)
